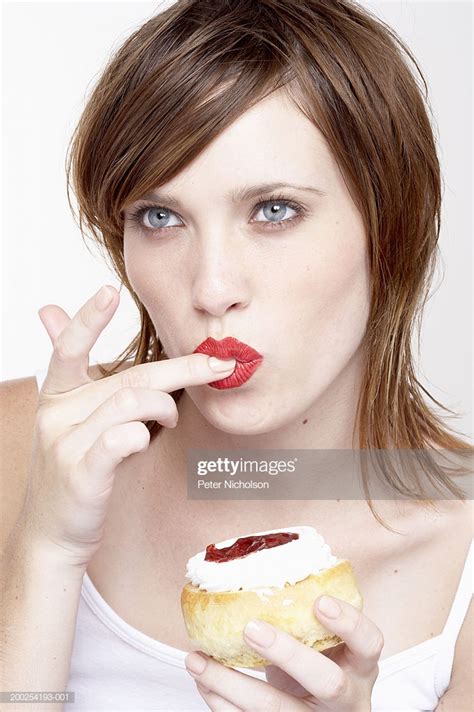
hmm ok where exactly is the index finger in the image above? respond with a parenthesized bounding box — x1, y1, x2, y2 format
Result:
(117, 353, 237, 395)
(242, 619, 347, 703)
(242, 597, 383, 703)
(47, 353, 236, 425)
(313, 596, 384, 675)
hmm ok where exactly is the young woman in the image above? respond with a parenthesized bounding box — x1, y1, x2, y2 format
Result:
(2, 1, 472, 710)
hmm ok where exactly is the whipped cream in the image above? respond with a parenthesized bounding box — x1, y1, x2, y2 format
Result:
(184, 525, 340, 592)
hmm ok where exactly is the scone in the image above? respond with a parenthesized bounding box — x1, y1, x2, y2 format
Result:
(181, 525, 362, 668)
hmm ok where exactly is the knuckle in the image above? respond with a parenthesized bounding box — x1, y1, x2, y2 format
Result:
(135, 422, 151, 448)
(369, 661, 381, 684)
(348, 611, 366, 638)
(54, 336, 81, 362)
(366, 629, 385, 662)
(186, 357, 200, 381)
(113, 387, 139, 412)
(121, 366, 149, 390)
(36, 409, 56, 439)
(160, 392, 178, 420)
(77, 305, 95, 332)
(50, 436, 72, 469)
(348, 613, 384, 662)
(323, 670, 347, 700)
(277, 640, 299, 668)
(259, 689, 283, 712)
(100, 429, 118, 453)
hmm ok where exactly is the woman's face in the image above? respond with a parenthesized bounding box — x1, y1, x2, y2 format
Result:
(123, 88, 371, 435)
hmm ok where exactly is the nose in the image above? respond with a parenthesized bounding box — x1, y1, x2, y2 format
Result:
(190, 231, 251, 318)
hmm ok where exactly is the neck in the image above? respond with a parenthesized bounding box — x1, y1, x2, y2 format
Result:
(140, 348, 374, 511)
(118, 347, 400, 546)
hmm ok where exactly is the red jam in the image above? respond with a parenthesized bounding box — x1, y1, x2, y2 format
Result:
(204, 531, 299, 563)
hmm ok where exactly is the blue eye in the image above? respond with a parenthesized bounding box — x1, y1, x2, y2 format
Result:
(125, 193, 307, 236)
(136, 206, 183, 230)
(252, 200, 300, 225)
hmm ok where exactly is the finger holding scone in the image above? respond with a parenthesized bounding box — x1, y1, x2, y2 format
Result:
(185, 595, 382, 710)
(185, 648, 308, 711)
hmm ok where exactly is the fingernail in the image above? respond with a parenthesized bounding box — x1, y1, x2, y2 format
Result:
(95, 286, 113, 311)
(208, 356, 236, 372)
(244, 619, 276, 647)
(317, 595, 341, 618)
(185, 652, 207, 676)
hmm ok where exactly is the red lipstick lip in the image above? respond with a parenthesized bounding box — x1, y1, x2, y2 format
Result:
(192, 336, 263, 363)
(192, 336, 264, 389)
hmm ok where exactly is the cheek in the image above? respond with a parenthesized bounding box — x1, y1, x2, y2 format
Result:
(124, 236, 148, 297)
(124, 238, 179, 312)
(313, 232, 370, 337)
(274, 225, 370, 386)
(123, 240, 184, 352)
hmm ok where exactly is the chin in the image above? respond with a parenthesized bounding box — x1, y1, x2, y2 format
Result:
(194, 396, 271, 433)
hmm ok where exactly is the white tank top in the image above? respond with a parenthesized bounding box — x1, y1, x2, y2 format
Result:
(34, 368, 473, 711)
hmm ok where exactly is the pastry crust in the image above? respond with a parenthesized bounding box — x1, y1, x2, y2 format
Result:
(181, 558, 362, 668)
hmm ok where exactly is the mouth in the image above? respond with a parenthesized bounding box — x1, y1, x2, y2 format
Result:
(192, 336, 264, 389)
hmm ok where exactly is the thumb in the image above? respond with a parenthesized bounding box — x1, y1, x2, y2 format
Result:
(38, 304, 71, 345)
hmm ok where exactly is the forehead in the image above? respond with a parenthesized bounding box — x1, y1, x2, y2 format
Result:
(157, 88, 336, 198)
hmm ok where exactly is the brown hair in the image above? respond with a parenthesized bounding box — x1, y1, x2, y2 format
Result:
(65, 0, 472, 530)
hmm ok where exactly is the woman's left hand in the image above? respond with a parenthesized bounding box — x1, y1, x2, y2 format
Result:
(184, 594, 383, 711)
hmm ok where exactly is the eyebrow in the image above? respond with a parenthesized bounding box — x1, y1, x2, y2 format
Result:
(135, 182, 327, 209)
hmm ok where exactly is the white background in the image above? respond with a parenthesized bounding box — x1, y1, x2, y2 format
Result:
(1, 1, 472, 440)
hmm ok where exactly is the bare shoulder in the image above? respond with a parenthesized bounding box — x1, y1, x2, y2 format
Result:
(433, 498, 473, 536)
(379, 497, 472, 593)
(0, 375, 40, 552)
(415, 498, 473, 550)
(414, 498, 473, 593)
(0, 360, 133, 552)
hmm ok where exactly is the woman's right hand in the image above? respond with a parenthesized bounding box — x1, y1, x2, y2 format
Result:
(21, 285, 236, 570)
